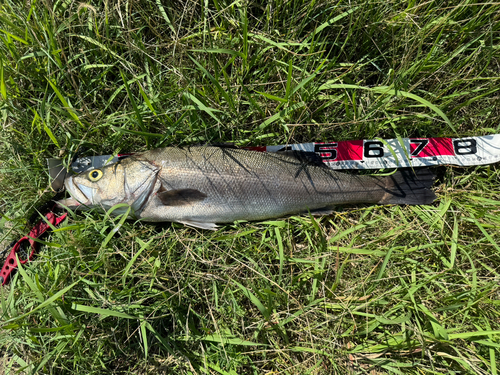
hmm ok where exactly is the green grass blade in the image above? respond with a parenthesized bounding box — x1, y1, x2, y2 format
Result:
(1, 276, 80, 327)
(311, 6, 360, 36)
(255, 90, 287, 103)
(318, 83, 454, 131)
(0, 59, 6, 99)
(274, 227, 284, 285)
(122, 238, 153, 287)
(183, 91, 221, 123)
(258, 101, 305, 130)
(233, 280, 270, 320)
(137, 84, 157, 116)
(450, 215, 459, 268)
(376, 247, 394, 280)
(71, 34, 130, 66)
(188, 55, 234, 110)
(43, 120, 60, 148)
(175, 333, 266, 347)
(190, 48, 245, 58)
(290, 72, 317, 97)
(119, 69, 146, 139)
(71, 303, 136, 319)
(0, 29, 28, 44)
(46, 79, 84, 128)
(140, 316, 148, 360)
(449, 331, 500, 340)
(100, 204, 131, 250)
(285, 59, 292, 100)
(155, 0, 175, 34)
(111, 126, 163, 138)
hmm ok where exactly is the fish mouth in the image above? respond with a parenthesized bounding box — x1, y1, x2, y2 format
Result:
(56, 176, 95, 209)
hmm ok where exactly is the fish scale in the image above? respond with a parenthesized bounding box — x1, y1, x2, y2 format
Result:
(147, 148, 346, 221)
(58, 146, 436, 230)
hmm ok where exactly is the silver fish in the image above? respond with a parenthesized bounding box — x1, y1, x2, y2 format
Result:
(57, 146, 436, 229)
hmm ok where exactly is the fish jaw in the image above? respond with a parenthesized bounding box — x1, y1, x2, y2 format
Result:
(56, 159, 160, 213)
(57, 175, 94, 209)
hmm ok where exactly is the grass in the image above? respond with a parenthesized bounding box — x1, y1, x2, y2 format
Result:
(0, 0, 500, 373)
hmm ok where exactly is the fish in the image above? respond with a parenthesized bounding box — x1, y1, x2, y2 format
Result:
(57, 146, 436, 230)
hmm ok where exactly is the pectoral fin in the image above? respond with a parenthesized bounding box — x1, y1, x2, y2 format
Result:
(157, 187, 207, 206)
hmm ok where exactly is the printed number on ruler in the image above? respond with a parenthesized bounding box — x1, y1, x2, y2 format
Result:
(315, 138, 477, 163)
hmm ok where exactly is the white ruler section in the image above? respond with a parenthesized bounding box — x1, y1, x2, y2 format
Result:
(245, 134, 500, 169)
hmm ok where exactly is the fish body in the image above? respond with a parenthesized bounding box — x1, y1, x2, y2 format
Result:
(58, 147, 436, 229)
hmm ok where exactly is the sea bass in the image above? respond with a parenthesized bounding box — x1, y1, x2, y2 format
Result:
(57, 146, 436, 229)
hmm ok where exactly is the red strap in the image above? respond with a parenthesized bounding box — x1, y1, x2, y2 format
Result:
(0, 212, 67, 285)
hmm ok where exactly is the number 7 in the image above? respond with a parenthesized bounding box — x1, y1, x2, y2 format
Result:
(409, 139, 429, 157)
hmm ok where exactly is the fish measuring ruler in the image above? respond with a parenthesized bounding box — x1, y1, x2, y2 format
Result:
(47, 134, 500, 190)
(246, 134, 500, 169)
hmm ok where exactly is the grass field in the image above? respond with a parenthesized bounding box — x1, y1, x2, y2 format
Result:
(1, 0, 500, 373)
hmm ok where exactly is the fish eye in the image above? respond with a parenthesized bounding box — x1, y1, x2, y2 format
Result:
(88, 169, 103, 182)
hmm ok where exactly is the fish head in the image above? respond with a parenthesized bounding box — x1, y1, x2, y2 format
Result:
(57, 157, 159, 215)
